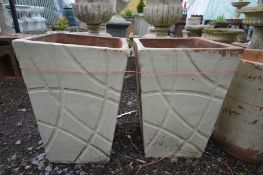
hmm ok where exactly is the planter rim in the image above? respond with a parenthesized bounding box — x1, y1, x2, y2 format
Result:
(241, 49, 263, 64)
(203, 28, 245, 34)
(12, 33, 129, 51)
(134, 37, 243, 51)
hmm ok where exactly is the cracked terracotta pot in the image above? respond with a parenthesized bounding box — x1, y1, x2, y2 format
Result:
(214, 49, 263, 163)
(12, 33, 129, 163)
(134, 38, 244, 159)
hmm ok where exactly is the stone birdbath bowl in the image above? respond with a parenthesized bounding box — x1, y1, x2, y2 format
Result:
(231, 1, 251, 9)
(214, 49, 263, 163)
(202, 28, 245, 44)
(134, 37, 244, 159)
(12, 33, 129, 163)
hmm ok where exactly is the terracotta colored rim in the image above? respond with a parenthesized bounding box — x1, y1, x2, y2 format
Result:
(242, 49, 263, 63)
(13, 33, 129, 51)
(134, 38, 244, 53)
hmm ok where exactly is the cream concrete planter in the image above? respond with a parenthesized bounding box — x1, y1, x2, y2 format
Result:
(13, 33, 129, 163)
(214, 49, 263, 163)
(134, 38, 243, 159)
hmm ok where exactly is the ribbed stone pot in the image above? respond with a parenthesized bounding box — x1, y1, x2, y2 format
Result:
(143, 0, 182, 37)
(214, 49, 263, 163)
(73, 0, 115, 36)
(12, 33, 129, 163)
(202, 28, 245, 44)
(134, 38, 244, 159)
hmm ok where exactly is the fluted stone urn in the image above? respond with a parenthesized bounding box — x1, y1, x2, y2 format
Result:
(73, 0, 115, 36)
(143, 0, 183, 37)
(239, 2, 263, 49)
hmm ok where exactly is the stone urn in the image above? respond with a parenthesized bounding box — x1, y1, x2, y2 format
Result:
(214, 49, 263, 163)
(134, 37, 243, 159)
(143, 0, 183, 37)
(13, 33, 129, 163)
(238, 2, 263, 49)
(202, 28, 245, 44)
(73, 0, 115, 36)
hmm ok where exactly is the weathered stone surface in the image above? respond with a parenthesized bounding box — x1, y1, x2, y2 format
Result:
(184, 25, 211, 37)
(143, 0, 182, 37)
(214, 49, 263, 163)
(0, 0, 13, 34)
(134, 38, 243, 159)
(239, 6, 263, 49)
(73, 0, 115, 36)
(202, 28, 245, 44)
(13, 33, 129, 163)
(186, 17, 202, 25)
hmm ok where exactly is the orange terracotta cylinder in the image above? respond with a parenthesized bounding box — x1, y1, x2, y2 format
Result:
(214, 49, 263, 163)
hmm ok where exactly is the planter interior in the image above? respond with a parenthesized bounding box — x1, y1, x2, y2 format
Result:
(134, 37, 244, 159)
(138, 38, 228, 48)
(30, 33, 123, 48)
(12, 33, 128, 163)
(214, 49, 263, 163)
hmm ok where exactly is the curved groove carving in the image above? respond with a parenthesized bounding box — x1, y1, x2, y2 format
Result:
(141, 51, 226, 158)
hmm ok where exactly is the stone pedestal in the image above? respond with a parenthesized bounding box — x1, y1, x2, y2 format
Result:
(106, 22, 131, 37)
(0, 0, 13, 34)
(249, 26, 263, 49)
(134, 13, 151, 37)
(239, 6, 263, 49)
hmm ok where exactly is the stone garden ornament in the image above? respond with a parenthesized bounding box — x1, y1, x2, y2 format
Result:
(0, 0, 13, 34)
(73, 0, 115, 36)
(239, 0, 263, 49)
(110, 0, 130, 23)
(143, 0, 183, 37)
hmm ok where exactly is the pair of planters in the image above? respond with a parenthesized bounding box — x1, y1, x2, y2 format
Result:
(13, 34, 244, 163)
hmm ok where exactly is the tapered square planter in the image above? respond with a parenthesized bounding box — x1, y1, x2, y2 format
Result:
(134, 38, 244, 159)
(13, 33, 129, 163)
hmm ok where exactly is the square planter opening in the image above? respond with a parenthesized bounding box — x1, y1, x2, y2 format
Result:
(13, 33, 129, 163)
(134, 37, 244, 159)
